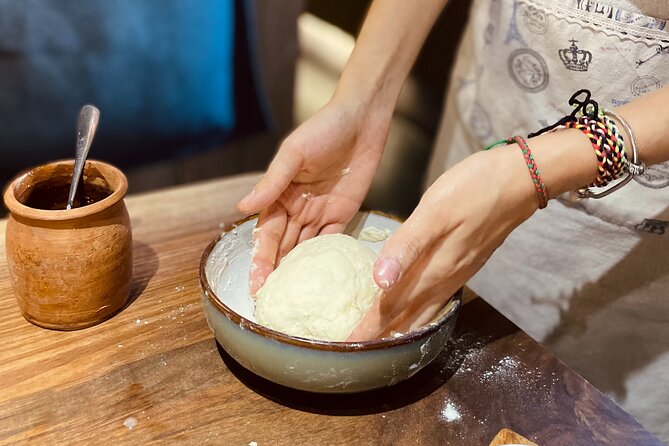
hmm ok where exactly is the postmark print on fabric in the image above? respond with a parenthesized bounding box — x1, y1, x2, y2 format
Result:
(610, 98, 629, 107)
(634, 161, 669, 189)
(508, 48, 549, 93)
(631, 76, 661, 96)
(467, 102, 493, 140)
(635, 219, 669, 235)
(559, 40, 592, 71)
(522, 5, 548, 34)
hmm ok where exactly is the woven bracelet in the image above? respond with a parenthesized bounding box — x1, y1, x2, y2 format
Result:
(575, 109, 646, 199)
(565, 114, 627, 188)
(485, 136, 548, 209)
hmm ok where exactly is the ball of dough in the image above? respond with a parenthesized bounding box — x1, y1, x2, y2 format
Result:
(255, 233, 379, 341)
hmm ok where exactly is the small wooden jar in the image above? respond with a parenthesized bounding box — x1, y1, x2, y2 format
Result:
(3, 160, 132, 330)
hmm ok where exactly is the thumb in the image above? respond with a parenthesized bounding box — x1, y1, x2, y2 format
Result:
(238, 148, 301, 214)
(373, 213, 436, 290)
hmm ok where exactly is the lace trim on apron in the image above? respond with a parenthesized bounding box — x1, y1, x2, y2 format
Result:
(524, 0, 669, 44)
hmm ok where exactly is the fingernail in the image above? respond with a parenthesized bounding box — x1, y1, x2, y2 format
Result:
(374, 258, 401, 289)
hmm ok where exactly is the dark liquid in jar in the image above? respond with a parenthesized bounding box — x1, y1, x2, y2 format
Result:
(23, 182, 112, 210)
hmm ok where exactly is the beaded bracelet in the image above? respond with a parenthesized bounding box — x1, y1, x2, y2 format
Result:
(485, 136, 548, 209)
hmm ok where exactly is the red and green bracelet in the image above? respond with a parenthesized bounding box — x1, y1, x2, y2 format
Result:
(485, 136, 548, 209)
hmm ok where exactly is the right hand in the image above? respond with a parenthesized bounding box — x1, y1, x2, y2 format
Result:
(347, 148, 540, 341)
(238, 97, 391, 295)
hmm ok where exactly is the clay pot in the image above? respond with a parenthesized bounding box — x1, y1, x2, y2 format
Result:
(3, 160, 132, 330)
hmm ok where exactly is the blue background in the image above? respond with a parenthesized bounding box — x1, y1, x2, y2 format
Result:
(0, 0, 239, 180)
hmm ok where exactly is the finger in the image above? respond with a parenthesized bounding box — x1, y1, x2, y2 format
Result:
(347, 290, 387, 341)
(297, 224, 320, 244)
(318, 222, 347, 236)
(349, 259, 451, 341)
(249, 204, 287, 296)
(277, 218, 302, 263)
(373, 210, 440, 290)
(238, 148, 302, 214)
(380, 297, 446, 336)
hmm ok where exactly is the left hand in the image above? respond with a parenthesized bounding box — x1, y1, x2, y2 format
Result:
(348, 147, 540, 341)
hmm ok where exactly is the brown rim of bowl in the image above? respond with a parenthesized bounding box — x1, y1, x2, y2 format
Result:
(3, 159, 128, 221)
(199, 211, 462, 352)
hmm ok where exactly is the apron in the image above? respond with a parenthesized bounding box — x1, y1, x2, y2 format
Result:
(427, 0, 669, 440)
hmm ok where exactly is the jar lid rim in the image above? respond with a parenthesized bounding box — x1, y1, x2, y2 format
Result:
(3, 160, 128, 221)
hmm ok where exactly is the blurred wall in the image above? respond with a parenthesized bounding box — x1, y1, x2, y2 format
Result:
(306, 0, 473, 114)
(298, 0, 472, 216)
(0, 1, 236, 181)
(0, 0, 302, 210)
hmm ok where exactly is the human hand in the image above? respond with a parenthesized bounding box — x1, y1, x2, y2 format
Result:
(348, 148, 540, 341)
(238, 98, 391, 295)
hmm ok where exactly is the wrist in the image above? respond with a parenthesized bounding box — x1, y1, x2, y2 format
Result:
(331, 71, 398, 121)
(328, 72, 396, 144)
(486, 128, 600, 215)
(526, 129, 599, 198)
(488, 147, 541, 219)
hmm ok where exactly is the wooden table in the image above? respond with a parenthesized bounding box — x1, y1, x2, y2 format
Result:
(0, 173, 662, 446)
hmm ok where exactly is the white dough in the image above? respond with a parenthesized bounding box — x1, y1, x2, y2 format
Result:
(357, 226, 393, 242)
(255, 233, 379, 341)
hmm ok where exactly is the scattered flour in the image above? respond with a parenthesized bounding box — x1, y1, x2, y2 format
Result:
(440, 401, 462, 422)
(478, 356, 520, 382)
(441, 332, 561, 427)
(123, 416, 138, 430)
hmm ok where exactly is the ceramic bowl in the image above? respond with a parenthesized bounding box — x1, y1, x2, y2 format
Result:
(199, 211, 461, 393)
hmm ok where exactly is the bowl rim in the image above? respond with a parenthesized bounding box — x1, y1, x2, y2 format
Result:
(200, 211, 462, 352)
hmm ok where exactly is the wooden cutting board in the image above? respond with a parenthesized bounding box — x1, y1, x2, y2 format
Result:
(489, 428, 539, 446)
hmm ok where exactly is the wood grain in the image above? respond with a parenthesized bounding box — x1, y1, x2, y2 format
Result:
(489, 428, 539, 446)
(0, 173, 663, 445)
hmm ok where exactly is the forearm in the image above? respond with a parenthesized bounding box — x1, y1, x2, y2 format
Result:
(617, 85, 669, 167)
(333, 0, 448, 113)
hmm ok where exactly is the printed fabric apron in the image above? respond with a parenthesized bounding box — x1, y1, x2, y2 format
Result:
(427, 0, 669, 440)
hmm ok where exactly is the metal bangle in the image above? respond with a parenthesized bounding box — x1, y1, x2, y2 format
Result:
(576, 108, 646, 199)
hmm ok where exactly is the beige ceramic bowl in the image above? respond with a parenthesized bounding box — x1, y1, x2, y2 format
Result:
(199, 211, 461, 393)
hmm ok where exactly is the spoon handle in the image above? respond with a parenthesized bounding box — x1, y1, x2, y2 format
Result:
(67, 105, 100, 210)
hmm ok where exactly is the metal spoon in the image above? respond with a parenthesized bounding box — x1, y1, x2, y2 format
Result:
(66, 105, 100, 210)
